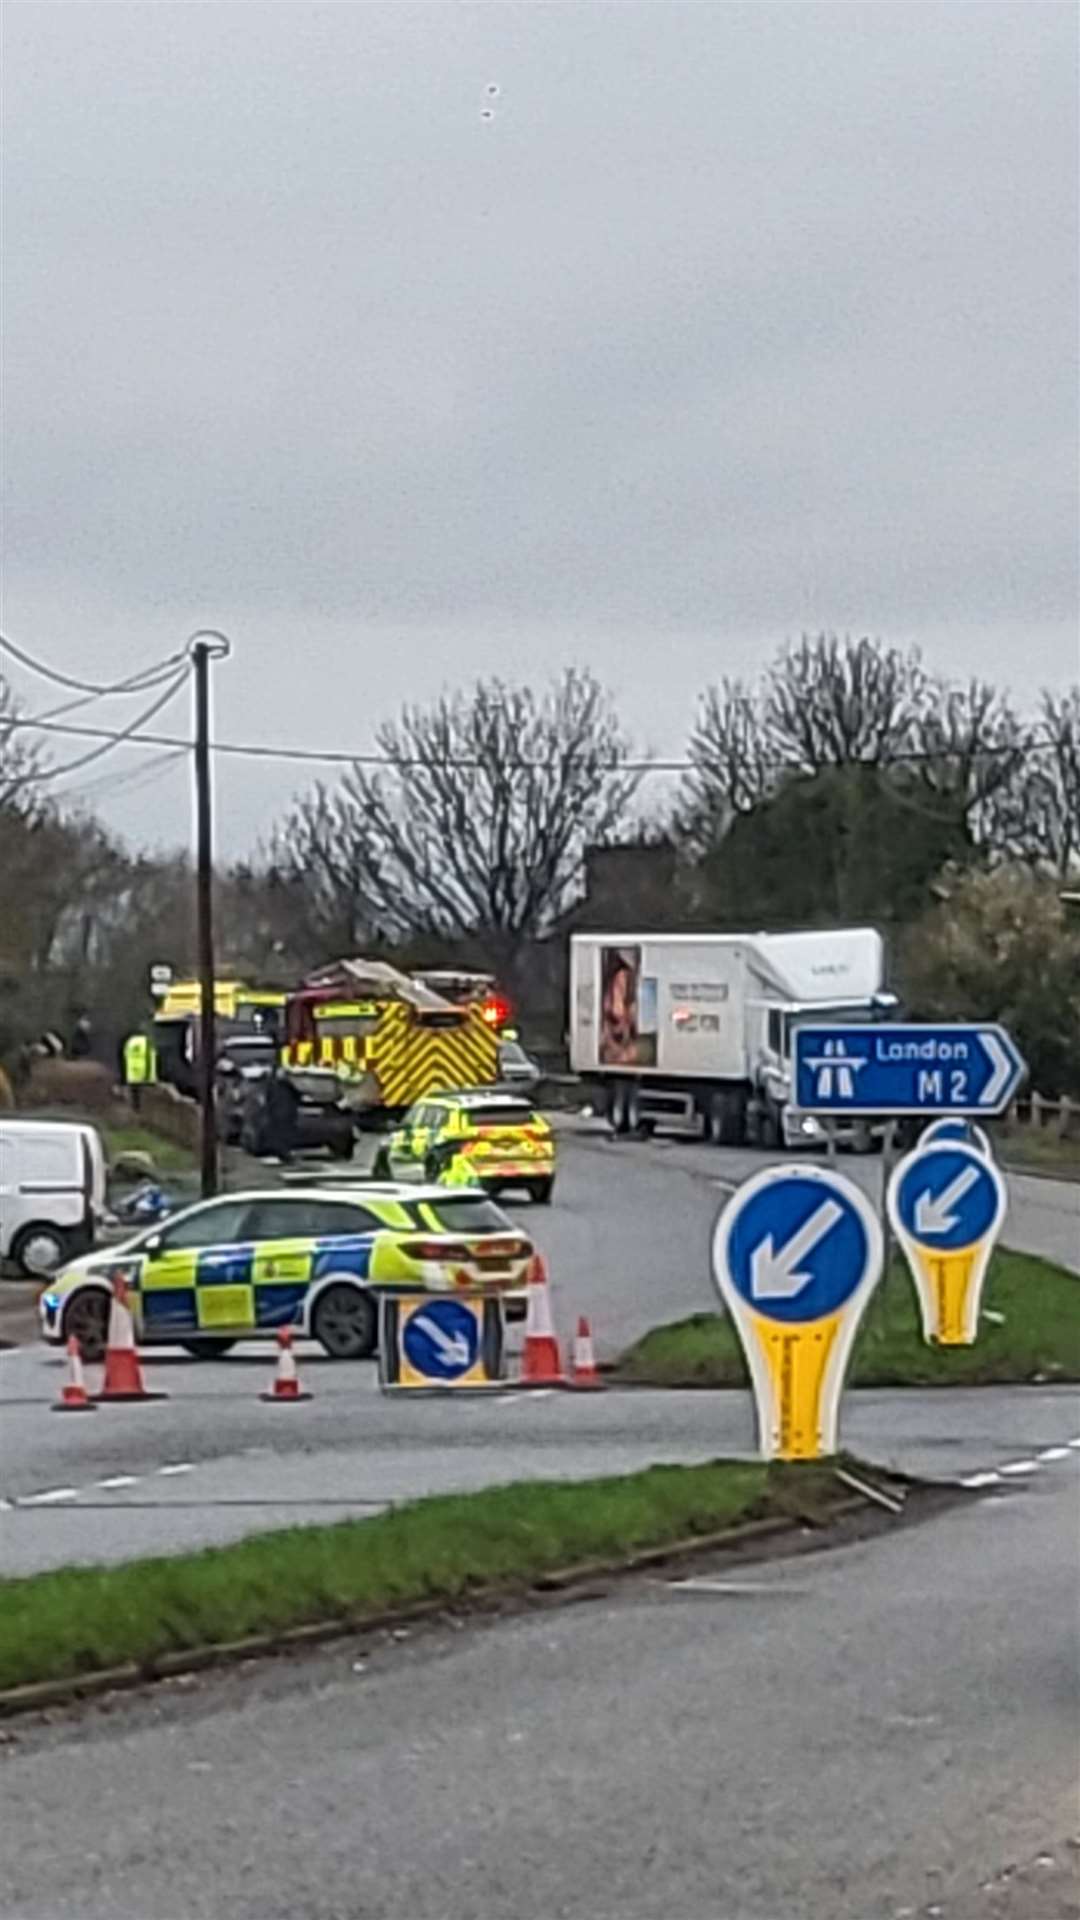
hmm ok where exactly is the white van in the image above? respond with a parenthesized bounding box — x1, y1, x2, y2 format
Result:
(0, 1120, 108, 1276)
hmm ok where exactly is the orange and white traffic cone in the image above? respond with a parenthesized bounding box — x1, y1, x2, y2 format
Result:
(520, 1254, 564, 1385)
(53, 1335, 96, 1413)
(95, 1276, 167, 1402)
(568, 1315, 603, 1389)
(260, 1327, 312, 1403)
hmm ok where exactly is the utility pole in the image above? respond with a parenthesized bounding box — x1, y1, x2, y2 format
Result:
(189, 631, 231, 1199)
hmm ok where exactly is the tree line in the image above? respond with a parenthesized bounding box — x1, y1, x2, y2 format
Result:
(1, 635, 1078, 1090)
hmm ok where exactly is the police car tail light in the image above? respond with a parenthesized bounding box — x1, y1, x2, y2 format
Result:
(401, 1238, 472, 1263)
(470, 1235, 531, 1264)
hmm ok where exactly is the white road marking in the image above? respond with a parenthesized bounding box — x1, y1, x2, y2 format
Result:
(999, 1460, 1038, 1476)
(20, 1487, 79, 1505)
(1068, 1438, 1080, 1450)
(157, 1463, 194, 1477)
(1036, 1446, 1072, 1462)
(960, 1471, 1002, 1488)
(96, 1474, 138, 1490)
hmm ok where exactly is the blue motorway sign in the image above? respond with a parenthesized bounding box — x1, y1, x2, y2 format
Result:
(890, 1143, 1005, 1252)
(793, 1023, 1025, 1116)
(719, 1167, 878, 1323)
(401, 1298, 480, 1380)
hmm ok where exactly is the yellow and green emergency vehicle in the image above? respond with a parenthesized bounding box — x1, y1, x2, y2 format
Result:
(377, 1092, 556, 1203)
(39, 1184, 534, 1361)
(281, 959, 499, 1118)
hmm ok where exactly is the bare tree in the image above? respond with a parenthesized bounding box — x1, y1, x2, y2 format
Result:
(275, 671, 640, 957)
(763, 635, 926, 771)
(984, 686, 1080, 876)
(265, 785, 385, 956)
(902, 676, 1029, 838)
(0, 674, 45, 815)
(680, 678, 772, 849)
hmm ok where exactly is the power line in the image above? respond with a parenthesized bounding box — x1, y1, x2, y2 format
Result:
(4, 707, 1062, 775)
(31, 669, 193, 783)
(56, 747, 189, 808)
(0, 631, 190, 698)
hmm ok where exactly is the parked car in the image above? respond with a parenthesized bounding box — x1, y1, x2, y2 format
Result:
(497, 1039, 542, 1093)
(0, 1118, 108, 1275)
(239, 1066, 355, 1160)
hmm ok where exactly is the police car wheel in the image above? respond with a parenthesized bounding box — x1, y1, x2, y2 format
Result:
(311, 1284, 377, 1360)
(62, 1289, 110, 1363)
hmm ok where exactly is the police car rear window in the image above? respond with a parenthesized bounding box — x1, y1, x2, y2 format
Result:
(422, 1196, 510, 1233)
(466, 1103, 535, 1125)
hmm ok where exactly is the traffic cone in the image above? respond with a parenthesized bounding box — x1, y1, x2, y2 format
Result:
(260, 1327, 312, 1403)
(95, 1276, 167, 1402)
(53, 1336, 96, 1413)
(568, 1315, 603, 1389)
(520, 1254, 564, 1384)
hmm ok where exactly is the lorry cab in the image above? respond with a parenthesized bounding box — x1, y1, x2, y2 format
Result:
(0, 1118, 108, 1276)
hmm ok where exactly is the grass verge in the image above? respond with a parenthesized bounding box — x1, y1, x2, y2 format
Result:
(616, 1248, 1080, 1389)
(0, 1459, 860, 1697)
(101, 1121, 197, 1177)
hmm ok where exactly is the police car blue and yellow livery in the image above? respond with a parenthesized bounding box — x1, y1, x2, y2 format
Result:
(39, 1185, 533, 1361)
(383, 1092, 556, 1203)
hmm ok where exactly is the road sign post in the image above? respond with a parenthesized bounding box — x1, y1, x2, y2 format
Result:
(378, 1293, 506, 1394)
(793, 1023, 1025, 1118)
(887, 1142, 1006, 1345)
(711, 1166, 884, 1460)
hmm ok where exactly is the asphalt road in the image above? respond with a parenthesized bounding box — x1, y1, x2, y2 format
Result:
(2, 1463, 1077, 1920)
(2, 1124, 1077, 1574)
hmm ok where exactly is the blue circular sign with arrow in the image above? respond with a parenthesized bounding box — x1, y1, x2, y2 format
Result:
(891, 1143, 1004, 1252)
(919, 1118, 991, 1157)
(720, 1168, 877, 1323)
(401, 1297, 480, 1380)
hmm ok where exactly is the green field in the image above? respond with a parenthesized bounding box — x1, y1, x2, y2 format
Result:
(0, 1459, 861, 1696)
(616, 1248, 1080, 1389)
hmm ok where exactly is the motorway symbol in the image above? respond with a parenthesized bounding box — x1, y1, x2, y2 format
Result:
(887, 1143, 1007, 1345)
(919, 1117, 992, 1158)
(793, 1023, 1026, 1116)
(712, 1165, 883, 1460)
(401, 1297, 480, 1381)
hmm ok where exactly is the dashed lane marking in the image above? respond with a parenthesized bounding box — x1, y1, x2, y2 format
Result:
(999, 1460, 1039, 1476)
(1037, 1446, 1072, 1462)
(18, 1487, 79, 1505)
(96, 1474, 138, 1489)
(157, 1463, 194, 1476)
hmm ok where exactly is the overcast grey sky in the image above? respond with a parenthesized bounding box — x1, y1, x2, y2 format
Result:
(3, 1, 1077, 853)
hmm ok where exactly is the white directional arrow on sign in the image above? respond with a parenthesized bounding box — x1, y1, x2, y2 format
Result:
(750, 1199, 844, 1300)
(412, 1315, 471, 1368)
(913, 1164, 981, 1237)
(978, 1032, 1013, 1108)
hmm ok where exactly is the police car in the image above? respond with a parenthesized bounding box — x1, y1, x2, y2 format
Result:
(376, 1091, 556, 1202)
(38, 1184, 534, 1362)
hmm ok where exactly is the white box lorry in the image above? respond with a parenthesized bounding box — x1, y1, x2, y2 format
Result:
(568, 928, 896, 1148)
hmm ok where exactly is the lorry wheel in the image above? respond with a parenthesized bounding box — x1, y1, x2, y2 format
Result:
(760, 1099, 783, 1150)
(609, 1083, 631, 1136)
(706, 1090, 746, 1148)
(311, 1284, 377, 1359)
(11, 1222, 69, 1277)
(625, 1088, 653, 1138)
